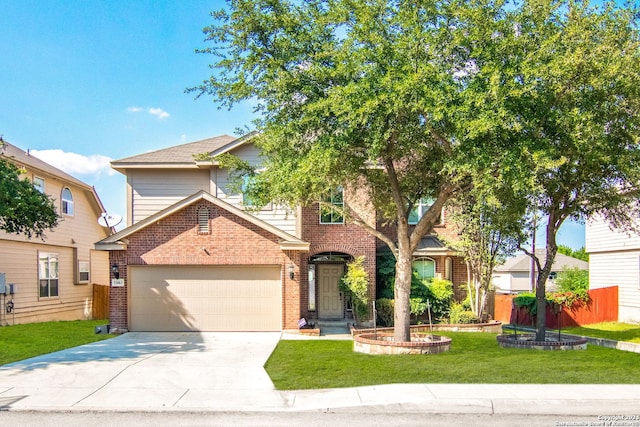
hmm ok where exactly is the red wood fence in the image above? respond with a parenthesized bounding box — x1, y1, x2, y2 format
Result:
(493, 286, 618, 328)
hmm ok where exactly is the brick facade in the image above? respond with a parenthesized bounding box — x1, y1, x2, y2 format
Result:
(300, 202, 377, 320)
(109, 200, 301, 331)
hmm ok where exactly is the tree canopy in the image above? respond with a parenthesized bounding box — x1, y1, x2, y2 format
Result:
(0, 138, 58, 238)
(193, 0, 640, 342)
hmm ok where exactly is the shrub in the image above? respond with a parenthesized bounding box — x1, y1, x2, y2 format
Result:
(426, 278, 454, 321)
(375, 298, 394, 327)
(449, 302, 479, 324)
(410, 298, 428, 321)
(556, 267, 589, 302)
(339, 256, 370, 321)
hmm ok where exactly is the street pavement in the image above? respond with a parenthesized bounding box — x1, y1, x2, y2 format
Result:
(0, 331, 639, 416)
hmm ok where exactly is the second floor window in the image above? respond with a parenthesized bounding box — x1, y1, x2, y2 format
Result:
(33, 176, 45, 193)
(61, 188, 74, 216)
(320, 186, 344, 224)
(408, 198, 440, 225)
(241, 175, 255, 207)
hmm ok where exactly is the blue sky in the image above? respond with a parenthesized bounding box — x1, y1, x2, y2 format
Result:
(1, 0, 585, 249)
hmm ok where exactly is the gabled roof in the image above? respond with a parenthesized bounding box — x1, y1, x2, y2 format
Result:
(494, 249, 588, 273)
(110, 132, 258, 172)
(1, 140, 108, 216)
(1, 140, 94, 191)
(95, 190, 309, 251)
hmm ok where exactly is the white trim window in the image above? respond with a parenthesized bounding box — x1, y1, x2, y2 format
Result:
(39, 252, 59, 298)
(33, 176, 45, 193)
(320, 186, 344, 224)
(61, 187, 74, 216)
(77, 260, 90, 284)
(413, 257, 436, 281)
(408, 198, 433, 225)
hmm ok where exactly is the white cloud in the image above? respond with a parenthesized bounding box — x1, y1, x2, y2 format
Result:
(30, 149, 115, 176)
(148, 107, 170, 120)
(127, 106, 170, 120)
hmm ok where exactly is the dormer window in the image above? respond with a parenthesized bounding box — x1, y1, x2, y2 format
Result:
(61, 188, 74, 216)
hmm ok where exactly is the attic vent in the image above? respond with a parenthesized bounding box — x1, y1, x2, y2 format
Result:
(198, 207, 210, 233)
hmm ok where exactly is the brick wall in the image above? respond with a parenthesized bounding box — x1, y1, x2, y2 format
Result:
(109, 201, 302, 331)
(301, 200, 377, 319)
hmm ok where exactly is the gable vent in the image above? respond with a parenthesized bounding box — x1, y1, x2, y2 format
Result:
(198, 207, 210, 233)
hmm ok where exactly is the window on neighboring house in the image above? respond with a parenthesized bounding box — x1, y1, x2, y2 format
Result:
(408, 198, 443, 225)
(413, 257, 436, 281)
(39, 252, 59, 298)
(61, 188, 74, 216)
(77, 261, 90, 284)
(198, 207, 210, 233)
(33, 176, 45, 193)
(320, 186, 344, 224)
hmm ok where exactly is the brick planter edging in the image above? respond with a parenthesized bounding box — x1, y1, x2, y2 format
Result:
(353, 333, 452, 355)
(496, 333, 588, 350)
(354, 321, 502, 336)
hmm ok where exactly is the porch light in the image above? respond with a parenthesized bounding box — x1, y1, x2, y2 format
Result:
(288, 263, 295, 280)
(111, 263, 120, 279)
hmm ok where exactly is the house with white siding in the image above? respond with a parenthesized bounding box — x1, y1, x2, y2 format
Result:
(585, 216, 640, 323)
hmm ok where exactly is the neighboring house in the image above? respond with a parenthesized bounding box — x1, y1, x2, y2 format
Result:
(96, 134, 467, 332)
(586, 216, 640, 323)
(0, 141, 110, 325)
(492, 249, 588, 294)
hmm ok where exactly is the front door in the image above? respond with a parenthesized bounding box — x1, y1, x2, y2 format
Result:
(318, 264, 344, 319)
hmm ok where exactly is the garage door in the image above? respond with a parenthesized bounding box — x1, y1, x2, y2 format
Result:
(129, 265, 282, 332)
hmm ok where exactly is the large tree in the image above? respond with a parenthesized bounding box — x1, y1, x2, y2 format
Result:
(503, 0, 640, 341)
(193, 0, 512, 342)
(0, 138, 58, 238)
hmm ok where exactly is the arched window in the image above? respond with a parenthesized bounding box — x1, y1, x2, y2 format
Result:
(445, 257, 453, 281)
(61, 188, 74, 215)
(413, 257, 435, 281)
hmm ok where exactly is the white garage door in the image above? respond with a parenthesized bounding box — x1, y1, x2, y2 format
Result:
(129, 265, 282, 332)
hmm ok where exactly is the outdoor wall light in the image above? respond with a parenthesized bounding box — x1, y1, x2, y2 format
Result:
(111, 263, 120, 279)
(288, 263, 295, 280)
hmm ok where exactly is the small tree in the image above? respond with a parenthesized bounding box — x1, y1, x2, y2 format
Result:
(0, 138, 58, 238)
(445, 189, 525, 319)
(339, 256, 370, 323)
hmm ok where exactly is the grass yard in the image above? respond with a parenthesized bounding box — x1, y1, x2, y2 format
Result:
(264, 332, 640, 390)
(0, 319, 114, 366)
(558, 322, 640, 343)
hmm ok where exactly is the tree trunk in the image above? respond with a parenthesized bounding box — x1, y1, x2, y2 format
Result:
(393, 249, 413, 342)
(535, 213, 560, 341)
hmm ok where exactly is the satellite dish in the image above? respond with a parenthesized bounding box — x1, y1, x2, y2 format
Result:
(98, 213, 123, 228)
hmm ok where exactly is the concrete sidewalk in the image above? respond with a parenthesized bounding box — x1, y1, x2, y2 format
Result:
(0, 332, 638, 415)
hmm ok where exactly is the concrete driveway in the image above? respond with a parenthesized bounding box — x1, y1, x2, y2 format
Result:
(0, 332, 287, 411)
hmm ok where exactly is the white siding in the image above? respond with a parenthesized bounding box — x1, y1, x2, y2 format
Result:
(215, 145, 298, 236)
(131, 169, 210, 223)
(589, 251, 640, 323)
(586, 216, 640, 253)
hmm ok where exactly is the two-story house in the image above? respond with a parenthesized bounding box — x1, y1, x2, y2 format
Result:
(96, 134, 466, 332)
(586, 216, 640, 323)
(0, 141, 110, 325)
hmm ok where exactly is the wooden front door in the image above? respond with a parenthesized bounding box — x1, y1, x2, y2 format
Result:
(318, 264, 344, 319)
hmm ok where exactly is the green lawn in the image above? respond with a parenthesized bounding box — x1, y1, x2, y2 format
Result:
(0, 319, 114, 366)
(264, 332, 640, 390)
(558, 322, 640, 343)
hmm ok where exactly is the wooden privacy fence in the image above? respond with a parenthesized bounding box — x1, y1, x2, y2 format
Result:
(92, 284, 110, 320)
(493, 286, 618, 328)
